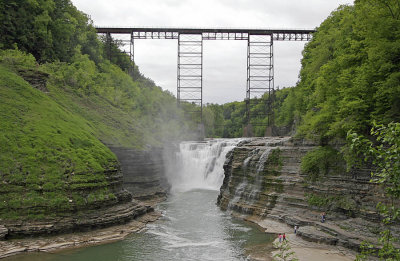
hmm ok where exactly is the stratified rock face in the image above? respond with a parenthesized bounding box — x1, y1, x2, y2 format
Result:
(3, 200, 150, 238)
(17, 69, 49, 92)
(1, 146, 168, 239)
(218, 137, 295, 216)
(0, 226, 8, 240)
(2, 165, 151, 238)
(109, 147, 169, 202)
(217, 137, 399, 251)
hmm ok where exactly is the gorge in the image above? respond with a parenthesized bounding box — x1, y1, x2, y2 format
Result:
(1, 139, 271, 260)
(2, 137, 396, 260)
(1, 0, 400, 259)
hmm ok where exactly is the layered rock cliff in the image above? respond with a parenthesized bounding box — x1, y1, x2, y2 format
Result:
(109, 147, 169, 202)
(2, 163, 152, 238)
(1, 144, 169, 239)
(217, 137, 400, 251)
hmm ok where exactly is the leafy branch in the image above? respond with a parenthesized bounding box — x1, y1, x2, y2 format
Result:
(273, 240, 299, 261)
(347, 122, 400, 260)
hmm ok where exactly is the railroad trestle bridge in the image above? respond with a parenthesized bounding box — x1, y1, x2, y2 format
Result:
(95, 27, 315, 132)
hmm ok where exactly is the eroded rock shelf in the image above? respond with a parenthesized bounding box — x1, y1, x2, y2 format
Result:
(217, 137, 400, 251)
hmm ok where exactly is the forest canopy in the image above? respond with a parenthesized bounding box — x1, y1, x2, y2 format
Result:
(203, 0, 400, 141)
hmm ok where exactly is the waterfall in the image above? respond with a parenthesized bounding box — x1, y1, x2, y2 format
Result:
(165, 139, 242, 193)
(226, 140, 277, 213)
(227, 150, 256, 210)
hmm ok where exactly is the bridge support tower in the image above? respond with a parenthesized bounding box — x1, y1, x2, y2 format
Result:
(177, 34, 203, 123)
(245, 34, 274, 136)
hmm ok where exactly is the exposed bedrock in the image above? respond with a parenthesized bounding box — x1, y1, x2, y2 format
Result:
(2, 165, 153, 238)
(217, 137, 400, 251)
(109, 146, 169, 202)
(3, 200, 151, 238)
(2, 146, 169, 239)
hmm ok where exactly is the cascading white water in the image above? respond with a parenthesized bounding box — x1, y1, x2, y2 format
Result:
(227, 150, 254, 209)
(165, 139, 242, 192)
(228, 140, 279, 212)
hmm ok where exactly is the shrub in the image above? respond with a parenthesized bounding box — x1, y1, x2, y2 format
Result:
(301, 146, 343, 181)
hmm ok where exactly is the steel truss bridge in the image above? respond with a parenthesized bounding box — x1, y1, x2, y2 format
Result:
(96, 27, 314, 132)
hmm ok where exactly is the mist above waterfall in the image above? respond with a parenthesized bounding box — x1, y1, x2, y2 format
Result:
(164, 139, 242, 193)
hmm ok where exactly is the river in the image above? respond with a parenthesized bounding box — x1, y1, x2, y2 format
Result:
(4, 139, 275, 261)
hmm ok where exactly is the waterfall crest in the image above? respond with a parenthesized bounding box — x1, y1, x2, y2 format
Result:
(165, 139, 242, 192)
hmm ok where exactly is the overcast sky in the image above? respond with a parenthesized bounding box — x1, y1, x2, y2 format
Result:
(71, 0, 354, 104)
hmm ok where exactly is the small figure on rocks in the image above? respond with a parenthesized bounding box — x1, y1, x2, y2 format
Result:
(321, 212, 326, 223)
(283, 233, 286, 241)
(294, 225, 298, 235)
(278, 233, 282, 243)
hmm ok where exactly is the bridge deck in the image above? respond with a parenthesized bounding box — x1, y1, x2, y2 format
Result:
(96, 27, 315, 41)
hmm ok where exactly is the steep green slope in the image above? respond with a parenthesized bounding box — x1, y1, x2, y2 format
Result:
(0, 63, 120, 220)
(0, 0, 196, 223)
(283, 1, 400, 142)
(0, 46, 193, 221)
(41, 52, 192, 148)
(1, 0, 195, 148)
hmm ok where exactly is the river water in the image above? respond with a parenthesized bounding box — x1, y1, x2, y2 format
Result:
(5, 139, 275, 261)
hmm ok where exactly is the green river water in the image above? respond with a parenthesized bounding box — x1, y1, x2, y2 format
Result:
(6, 189, 274, 261)
(5, 140, 276, 260)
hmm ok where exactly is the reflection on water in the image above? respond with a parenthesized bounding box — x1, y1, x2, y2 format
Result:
(6, 190, 273, 261)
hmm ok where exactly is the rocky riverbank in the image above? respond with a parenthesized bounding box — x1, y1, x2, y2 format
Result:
(0, 146, 169, 259)
(0, 209, 161, 259)
(218, 137, 400, 254)
(243, 216, 356, 261)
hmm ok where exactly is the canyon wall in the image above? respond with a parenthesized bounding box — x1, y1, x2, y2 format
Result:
(109, 147, 169, 202)
(2, 146, 169, 238)
(2, 163, 150, 238)
(217, 137, 399, 250)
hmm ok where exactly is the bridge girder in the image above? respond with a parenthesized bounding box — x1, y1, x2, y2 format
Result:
(96, 27, 314, 129)
(95, 27, 314, 41)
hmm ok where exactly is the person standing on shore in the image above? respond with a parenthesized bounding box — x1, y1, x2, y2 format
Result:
(278, 233, 282, 243)
(283, 233, 286, 241)
(321, 212, 326, 223)
(294, 225, 298, 235)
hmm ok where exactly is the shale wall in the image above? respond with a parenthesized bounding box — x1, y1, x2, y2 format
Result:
(217, 137, 399, 251)
(109, 147, 169, 202)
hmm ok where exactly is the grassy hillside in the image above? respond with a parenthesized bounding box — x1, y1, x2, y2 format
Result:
(41, 52, 193, 148)
(0, 0, 197, 221)
(0, 47, 194, 221)
(0, 62, 120, 219)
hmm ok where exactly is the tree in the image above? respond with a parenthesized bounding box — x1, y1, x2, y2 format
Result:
(347, 122, 400, 260)
(273, 240, 298, 261)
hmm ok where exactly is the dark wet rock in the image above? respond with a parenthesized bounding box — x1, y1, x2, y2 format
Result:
(18, 69, 49, 92)
(1, 145, 168, 238)
(109, 147, 169, 201)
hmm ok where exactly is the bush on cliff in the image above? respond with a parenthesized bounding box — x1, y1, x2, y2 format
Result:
(300, 146, 343, 181)
(348, 122, 400, 260)
(284, 1, 400, 142)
